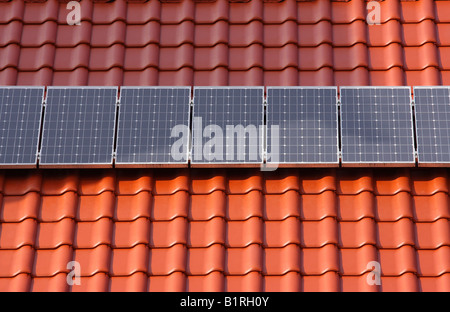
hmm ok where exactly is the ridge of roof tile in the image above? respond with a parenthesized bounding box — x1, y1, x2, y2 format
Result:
(77, 192, 116, 221)
(227, 191, 263, 220)
(264, 217, 301, 247)
(339, 245, 378, 276)
(190, 192, 227, 220)
(374, 192, 414, 222)
(0, 219, 37, 249)
(0, 245, 34, 277)
(376, 218, 416, 249)
(0, 192, 40, 222)
(338, 192, 375, 222)
(153, 192, 190, 220)
(73, 245, 111, 276)
(109, 272, 148, 292)
(300, 191, 337, 221)
(71, 273, 110, 292)
(378, 245, 417, 276)
(35, 218, 76, 249)
(115, 193, 152, 220)
(113, 217, 151, 248)
(413, 193, 450, 222)
(33, 245, 73, 277)
(418, 274, 450, 292)
(339, 218, 377, 248)
(0, 274, 32, 292)
(41, 171, 79, 195)
(74, 218, 114, 248)
(188, 217, 226, 247)
(416, 247, 450, 276)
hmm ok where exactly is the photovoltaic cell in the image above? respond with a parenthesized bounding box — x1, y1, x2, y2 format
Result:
(267, 87, 339, 165)
(0, 87, 44, 167)
(340, 87, 415, 165)
(414, 86, 450, 165)
(40, 87, 117, 167)
(192, 87, 264, 165)
(116, 87, 191, 166)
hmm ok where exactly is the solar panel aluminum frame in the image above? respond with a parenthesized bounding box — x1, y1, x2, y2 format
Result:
(115, 86, 191, 168)
(39, 86, 118, 169)
(414, 86, 450, 167)
(190, 86, 265, 168)
(0, 86, 45, 169)
(340, 86, 416, 168)
(266, 86, 340, 168)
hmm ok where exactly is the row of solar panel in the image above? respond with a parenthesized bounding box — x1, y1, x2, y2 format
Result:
(0, 86, 448, 168)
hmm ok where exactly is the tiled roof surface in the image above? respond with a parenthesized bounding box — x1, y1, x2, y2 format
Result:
(0, 168, 449, 292)
(1, 0, 450, 292)
(1, 0, 450, 86)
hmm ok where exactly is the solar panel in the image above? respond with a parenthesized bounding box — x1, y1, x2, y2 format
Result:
(0, 87, 44, 168)
(116, 87, 191, 167)
(40, 87, 118, 168)
(414, 86, 450, 165)
(192, 87, 264, 166)
(266, 87, 339, 166)
(340, 87, 415, 166)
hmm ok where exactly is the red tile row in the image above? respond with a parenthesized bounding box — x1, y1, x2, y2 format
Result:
(1, 208, 449, 248)
(2, 168, 450, 196)
(1, 67, 448, 86)
(1, 244, 449, 278)
(1, 0, 449, 25)
(3, 19, 450, 49)
(2, 43, 446, 71)
(0, 245, 450, 290)
(3, 189, 450, 223)
(1, 0, 449, 87)
(0, 170, 448, 291)
(2, 271, 450, 292)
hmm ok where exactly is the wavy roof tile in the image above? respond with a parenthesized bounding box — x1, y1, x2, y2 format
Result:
(0, 0, 450, 292)
(0, 168, 449, 291)
(1, 0, 450, 86)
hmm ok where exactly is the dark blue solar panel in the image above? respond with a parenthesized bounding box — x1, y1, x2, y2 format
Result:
(116, 87, 191, 165)
(40, 87, 117, 167)
(192, 87, 264, 165)
(340, 87, 415, 164)
(414, 87, 450, 164)
(0, 87, 44, 167)
(267, 87, 338, 165)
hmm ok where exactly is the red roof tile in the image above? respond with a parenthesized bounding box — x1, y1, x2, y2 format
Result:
(0, 168, 449, 291)
(1, 0, 450, 292)
(1, 0, 450, 86)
